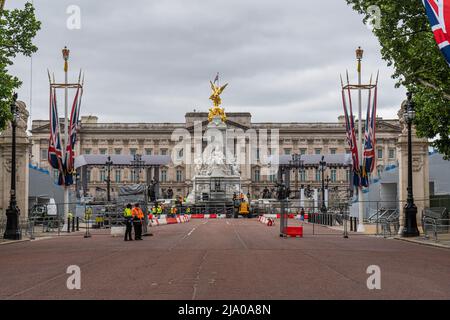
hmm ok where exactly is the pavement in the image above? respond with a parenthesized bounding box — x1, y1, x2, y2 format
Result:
(0, 219, 449, 300)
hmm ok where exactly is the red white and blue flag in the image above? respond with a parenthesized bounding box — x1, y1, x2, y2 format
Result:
(362, 74, 379, 187)
(424, 0, 450, 66)
(48, 87, 65, 186)
(341, 75, 361, 187)
(64, 86, 83, 186)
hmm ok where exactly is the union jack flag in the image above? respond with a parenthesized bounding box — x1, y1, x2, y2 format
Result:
(424, 0, 450, 66)
(341, 76, 361, 187)
(48, 87, 65, 185)
(64, 86, 83, 186)
(362, 76, 378, 187)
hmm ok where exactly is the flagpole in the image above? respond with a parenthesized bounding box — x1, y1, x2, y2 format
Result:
(62, 46, 70, 226)
(356, 46, 365, 233)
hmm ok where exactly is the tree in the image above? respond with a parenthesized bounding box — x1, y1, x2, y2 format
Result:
(346, 0, 450, 158)
(0, 1, 41, 131)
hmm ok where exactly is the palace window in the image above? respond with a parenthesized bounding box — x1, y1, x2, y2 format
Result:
(389, 148, 396, 159)
(129, 148, 137, 156)
(254, 169, 261, 182)
(270, 174, 276, 182)
(300, 148, 306, 155)
(300, 170, 306, 182)
(176, 170, 183, 182)
(84, 148, 91, 155)
(160, 149, 168, 156)
(377, 148, 383, 159)
(87, 169, 91, 182)
(99, 148, 107, 155)
(145, 148, 152, 155)
(330, 148, 337, 155)
(331, 169, 337, 182)
(284, 148, 291, 155)
(161, 170, 167, 182)
(315, 169, 321, 182)
(100, 169, 106, 182)
(40, 148, 47, 161)
(115, 148, 122, 155)
(115, 169, 121, 182)
(346, 169, 351, 182)
(315, 148, 322, 155)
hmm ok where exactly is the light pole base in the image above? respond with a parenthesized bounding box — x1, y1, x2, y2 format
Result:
(357, 223, 365, 233)
(3, 206, 22, 240)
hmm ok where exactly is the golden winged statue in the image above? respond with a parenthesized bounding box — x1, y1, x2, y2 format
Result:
(208, 81, 228, 123)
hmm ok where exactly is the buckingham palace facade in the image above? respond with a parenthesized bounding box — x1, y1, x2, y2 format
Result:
(30, 112, 402, 201)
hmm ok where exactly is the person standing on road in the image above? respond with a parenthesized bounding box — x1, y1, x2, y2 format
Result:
(132, 203, 144, 240)
(123, 203, 133, 241)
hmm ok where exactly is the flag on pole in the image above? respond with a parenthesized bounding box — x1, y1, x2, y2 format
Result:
(48, 87, 65, 185)
(424, 0, 450, 66)
(64, 85, 83, 186)
(363, 75, 378, 185)
(341, 75, 361, 187)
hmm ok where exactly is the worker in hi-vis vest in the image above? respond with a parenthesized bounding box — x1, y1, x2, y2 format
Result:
(131, 203, 144, 240)
(123, 203, 133, 241)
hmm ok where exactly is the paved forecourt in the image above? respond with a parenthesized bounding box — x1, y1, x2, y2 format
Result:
(0, 218, 449, 300)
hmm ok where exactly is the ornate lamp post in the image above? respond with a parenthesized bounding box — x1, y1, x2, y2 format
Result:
(3, 93, 21, 240)
(104, 156, 113, 202)
(319, 156, 327, 213)
(355, 46, 365, 232)
(402, 92, 420, 237)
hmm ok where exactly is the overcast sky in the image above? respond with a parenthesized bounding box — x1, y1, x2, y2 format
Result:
(7, 0, 406, 124)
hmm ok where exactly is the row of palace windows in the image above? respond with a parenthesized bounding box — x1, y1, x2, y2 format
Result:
(52, 169, 184, 183)
(82, 148, 168, 156)
(253, 168, 351, 183)
(41, 146, 396, 161)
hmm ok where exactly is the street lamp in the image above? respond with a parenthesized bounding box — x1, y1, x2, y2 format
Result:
(402, 92, 419, 237)
(319, 156, 327, 213)
(104, 156, 113, 202)
(356, 46, 365, 233)
(3, 93, 21, 240)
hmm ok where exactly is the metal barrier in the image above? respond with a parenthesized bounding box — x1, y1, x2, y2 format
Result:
(423, 218, 450, 241)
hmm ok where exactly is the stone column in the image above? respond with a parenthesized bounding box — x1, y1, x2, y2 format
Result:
(0, 101, 30, 219)
(396, 104, 429, 232)
(300, 187, 305, 208)
(313, 189, 318, 211)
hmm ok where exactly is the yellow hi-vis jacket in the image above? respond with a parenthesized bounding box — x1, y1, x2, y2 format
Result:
(156, 206, 162, 214)
(239, 202, 249, 214)
(123, 208, 132, 218)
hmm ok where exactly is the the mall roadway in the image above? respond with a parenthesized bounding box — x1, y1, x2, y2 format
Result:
(0, 218, 449, 300)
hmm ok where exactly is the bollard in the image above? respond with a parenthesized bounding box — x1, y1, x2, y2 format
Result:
(72, 217, 75, 232)
(350, 217, 354, 231)
(67, 217, 71, 233)
(354, 217, 358, 232)
(76, 217, 79, 231)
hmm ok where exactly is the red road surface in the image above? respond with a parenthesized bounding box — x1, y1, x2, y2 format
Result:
(0, 219, 449, 299)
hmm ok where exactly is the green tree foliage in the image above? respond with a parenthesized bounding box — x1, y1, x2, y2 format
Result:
(346, 0, 450, 158)
(0, 1, 40, 130)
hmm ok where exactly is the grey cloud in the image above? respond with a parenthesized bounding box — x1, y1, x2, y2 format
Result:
(7, 0, 405, 125)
